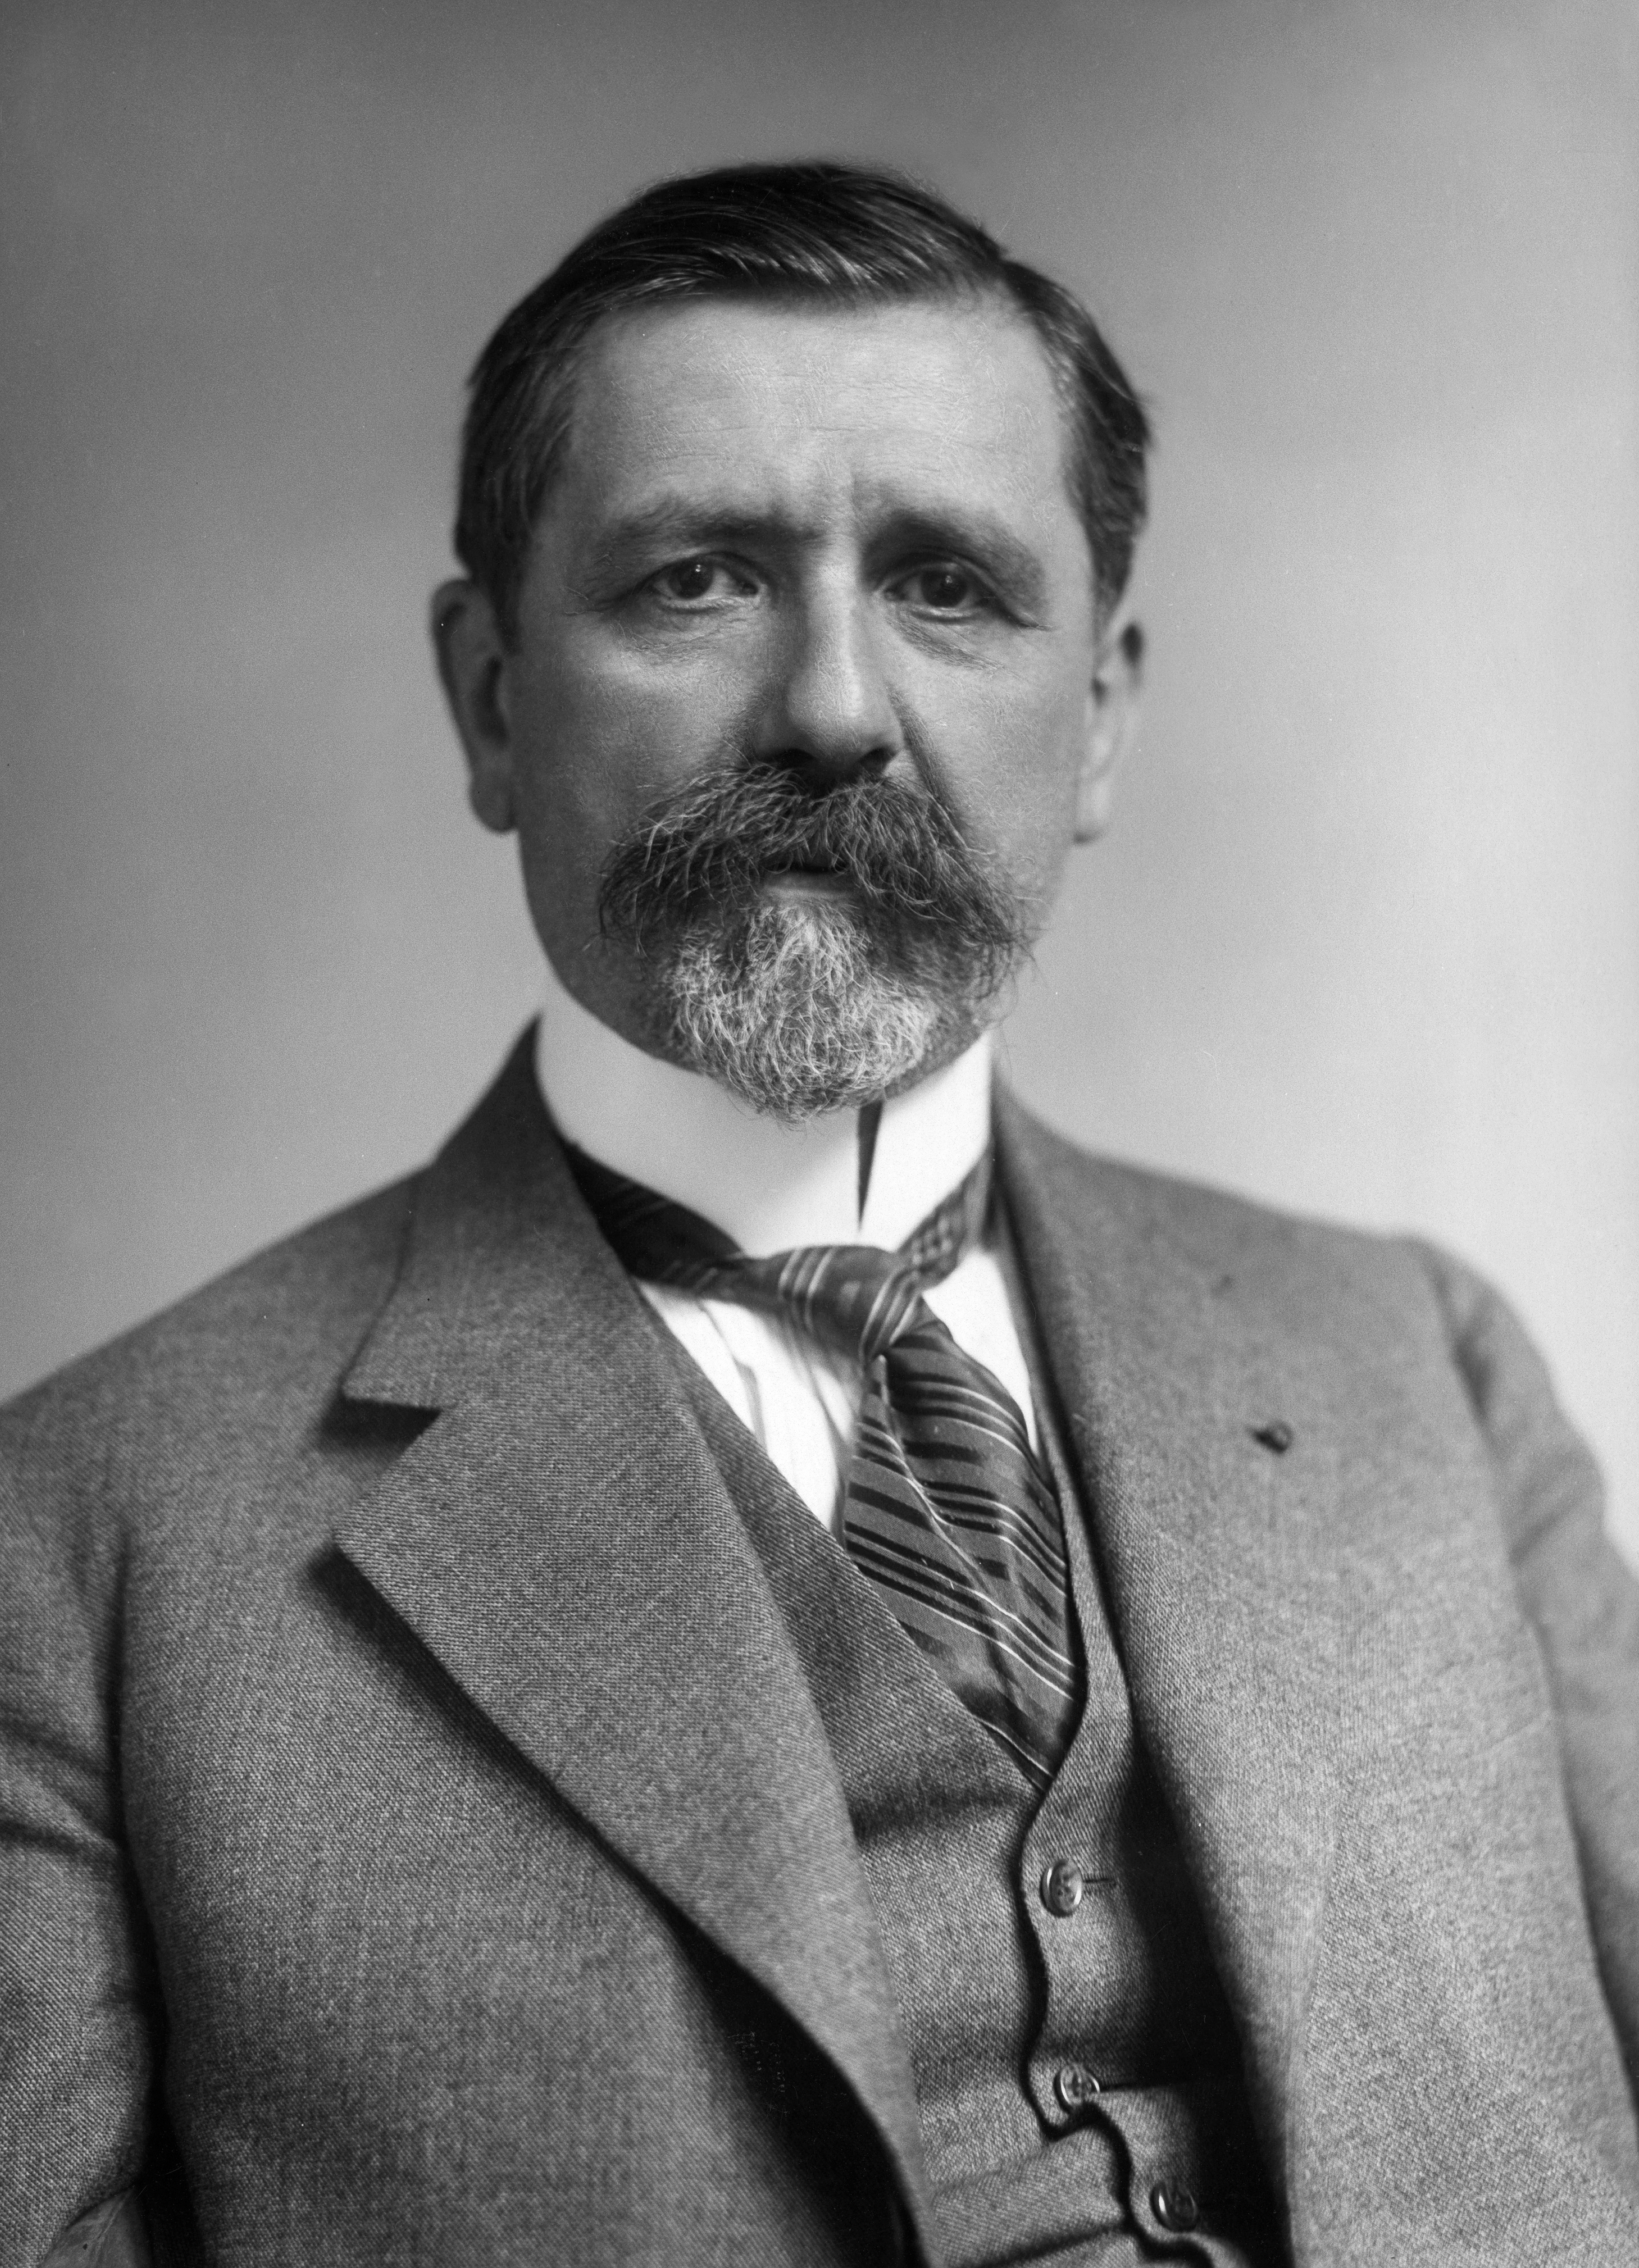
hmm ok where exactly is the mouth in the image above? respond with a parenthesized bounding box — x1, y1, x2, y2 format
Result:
(762, 853, 852, 884)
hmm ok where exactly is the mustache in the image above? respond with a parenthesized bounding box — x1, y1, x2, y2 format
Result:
(596, 763, 1027, 966)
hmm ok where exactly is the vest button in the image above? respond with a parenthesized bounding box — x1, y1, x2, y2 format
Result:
(1150, 2178, 1200, 2233)
(1040, 1857, 1086, 1916)
(1053, 2060, 1102, 2112)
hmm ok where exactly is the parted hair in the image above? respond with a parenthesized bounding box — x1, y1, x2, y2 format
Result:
(454, 161, 1151, 640)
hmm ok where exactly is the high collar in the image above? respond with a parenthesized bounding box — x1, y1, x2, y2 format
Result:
(533, 953, 994, 1256)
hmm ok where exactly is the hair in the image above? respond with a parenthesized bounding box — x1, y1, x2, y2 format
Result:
(595, 758, 1029, 1119)
(453, 161, 1151, 641)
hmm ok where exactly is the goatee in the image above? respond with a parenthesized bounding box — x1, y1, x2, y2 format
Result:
(596, 764, 1032, 1121)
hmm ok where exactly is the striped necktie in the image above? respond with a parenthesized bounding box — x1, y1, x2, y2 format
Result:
(568, 1146, 1084, 1789)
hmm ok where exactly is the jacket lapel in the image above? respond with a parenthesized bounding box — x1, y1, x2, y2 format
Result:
(334, 1035, 930, 2227)
(997, 1092, 1341, 2185)
(331, 1040, 1340, 2230)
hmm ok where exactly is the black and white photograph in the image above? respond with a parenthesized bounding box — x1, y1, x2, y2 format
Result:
(2, 3, 1635, 2262)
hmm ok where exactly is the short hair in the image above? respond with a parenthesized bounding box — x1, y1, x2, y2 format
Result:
(455, 160, 1151, 642)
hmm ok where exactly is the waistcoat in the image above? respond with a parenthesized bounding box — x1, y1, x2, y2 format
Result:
(676, 1295, 1286, 2268)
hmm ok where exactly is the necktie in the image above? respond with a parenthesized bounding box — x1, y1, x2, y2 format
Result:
(568, 1146, 1084, 1789)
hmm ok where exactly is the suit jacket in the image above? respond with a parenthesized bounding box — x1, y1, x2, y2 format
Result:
(3, 1032, 1638, 2268)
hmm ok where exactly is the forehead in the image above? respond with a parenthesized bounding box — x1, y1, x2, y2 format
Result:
(546, 295, 1082, 553)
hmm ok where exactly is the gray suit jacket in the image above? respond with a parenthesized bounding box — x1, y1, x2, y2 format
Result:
(3, 1034, 1638, 2267)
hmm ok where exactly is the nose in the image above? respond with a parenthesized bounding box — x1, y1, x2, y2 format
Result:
(750, 581, 903, 788)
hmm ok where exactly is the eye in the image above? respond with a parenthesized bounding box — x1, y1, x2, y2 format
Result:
(646, 557, 749, 607)
(892, 562, 990, 615)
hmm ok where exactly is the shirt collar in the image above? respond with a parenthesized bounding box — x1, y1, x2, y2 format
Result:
(533, 953, 994, 1258)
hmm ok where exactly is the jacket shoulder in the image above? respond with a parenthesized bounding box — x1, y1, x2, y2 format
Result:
(0, 1173, 420, 1470)
(997, 1092, 1412, 1293)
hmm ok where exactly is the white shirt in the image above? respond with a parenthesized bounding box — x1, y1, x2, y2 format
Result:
(535, 956, 1038, 1531)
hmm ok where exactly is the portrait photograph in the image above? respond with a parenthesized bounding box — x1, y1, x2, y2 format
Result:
(2, 3, 1635, 2263)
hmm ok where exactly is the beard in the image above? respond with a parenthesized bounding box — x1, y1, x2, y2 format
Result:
(595, 764, 1034, 1122)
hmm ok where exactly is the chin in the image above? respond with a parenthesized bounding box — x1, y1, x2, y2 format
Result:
(656, 896, 992, 1122)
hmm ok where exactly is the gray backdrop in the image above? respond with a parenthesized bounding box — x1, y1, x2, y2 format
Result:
(3, 0, 1635, 1566)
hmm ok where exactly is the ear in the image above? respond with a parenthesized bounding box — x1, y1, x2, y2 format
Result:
(430, 578, 518, 834)
(1074, 615, 1144, 844)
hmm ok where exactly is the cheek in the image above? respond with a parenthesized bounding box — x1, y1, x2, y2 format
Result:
(517, 641, 750, 840)
(917, 667, 1087, 894)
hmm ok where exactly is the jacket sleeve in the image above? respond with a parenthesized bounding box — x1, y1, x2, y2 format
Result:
(0, 1387, 157, 2265)
(1415, 1241, 1639, 2098)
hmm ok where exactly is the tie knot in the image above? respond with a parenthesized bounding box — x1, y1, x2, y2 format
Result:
(753, 1243, 924, 1365)
(567, 1145, 993, 1365)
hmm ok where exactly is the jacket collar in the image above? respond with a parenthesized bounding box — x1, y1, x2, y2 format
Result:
(336, 1033, 1340, 2237)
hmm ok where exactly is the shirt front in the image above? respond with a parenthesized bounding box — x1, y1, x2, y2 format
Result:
(533, 955, 1039, 1527)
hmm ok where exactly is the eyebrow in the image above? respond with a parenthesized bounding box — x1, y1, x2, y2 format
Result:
(576, 492, 1050, 613)
(586, 497, 793, 568)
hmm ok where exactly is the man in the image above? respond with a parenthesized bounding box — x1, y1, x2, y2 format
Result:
(3, 161, 1636, 2268)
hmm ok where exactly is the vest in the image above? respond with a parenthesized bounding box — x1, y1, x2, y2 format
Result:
(676, 1292, 1287, 2268)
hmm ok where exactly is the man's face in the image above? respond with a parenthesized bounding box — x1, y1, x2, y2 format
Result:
(436, 293, 1137, 1114)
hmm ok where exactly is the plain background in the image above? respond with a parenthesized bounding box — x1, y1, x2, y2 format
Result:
(3, 0, 1635, 1568)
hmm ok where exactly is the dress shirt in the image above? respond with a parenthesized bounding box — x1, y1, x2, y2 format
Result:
(534, 955, 1040, 1528)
